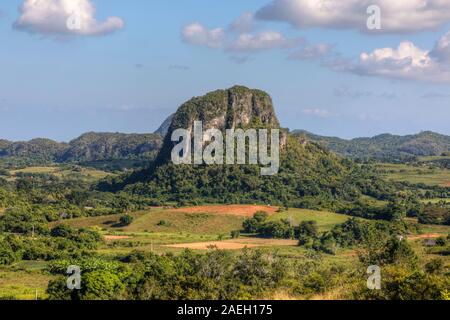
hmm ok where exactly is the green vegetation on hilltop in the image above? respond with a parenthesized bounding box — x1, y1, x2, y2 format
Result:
(295, 130, 450, 162)
(0, 133, 163, 170)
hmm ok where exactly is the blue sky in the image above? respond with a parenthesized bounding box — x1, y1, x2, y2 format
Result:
(1, 0, 450, 141)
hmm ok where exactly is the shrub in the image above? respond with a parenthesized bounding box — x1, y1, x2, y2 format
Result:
(298, 221, 318, 238)
(231, 230, 240, 239)
(259, 220, 295, 239)
(156, 220, 171, 227)
(435, 237, 448, 246)
(242, 212, 269, 233)
(51, 225, 76, 238)
(119, 215, 133, 226)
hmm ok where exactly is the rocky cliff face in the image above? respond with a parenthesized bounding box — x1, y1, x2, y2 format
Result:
(154, 114, 174, 137)
(155, 86, 282, 164)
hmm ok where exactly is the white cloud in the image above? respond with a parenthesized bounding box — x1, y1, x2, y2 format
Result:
(302, 108, 332, 118)
(14, 0, 124, 37)
(229, 11, 255, 33)
(289, 43, 334, 60)
(342, 41, 450, 82)
(228, 31, 303, 52)
(431, 30, 450, 63)
(181, 22, 225, 48)
(256, 0, 450, 33)
(182, 21, 303, 55)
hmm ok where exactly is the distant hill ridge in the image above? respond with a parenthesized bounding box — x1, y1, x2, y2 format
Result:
(294, 130, 450, 161)
(0, 132, 163, 163)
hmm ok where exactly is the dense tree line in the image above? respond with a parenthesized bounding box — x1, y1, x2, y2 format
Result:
(42, 243, 449, 300)
(0, 224, 102, 266)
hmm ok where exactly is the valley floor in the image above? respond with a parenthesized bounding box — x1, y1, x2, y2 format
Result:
(2, 205, 449, 300)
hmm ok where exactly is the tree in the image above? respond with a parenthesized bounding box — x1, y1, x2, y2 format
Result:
(385, 200, 407, 221)
(81, 270, 125, 300)
(298, 221, 318, 238)
(51, 225, 76, 238)
(242, 212, 269, 234)
(0, 240, 17, 265)
(373, 237, 418, 266)
(259, 220, 295, 239)
(119, 215, 133, 226)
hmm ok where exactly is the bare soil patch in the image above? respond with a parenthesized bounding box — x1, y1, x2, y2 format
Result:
(172, 205, 278, 217)
(165, 238, 297, 250)
(104, 235, 132, 241)
(227, 238, 298, 246)
(166, 241, 259, 250)
(407, 233, 441, 241)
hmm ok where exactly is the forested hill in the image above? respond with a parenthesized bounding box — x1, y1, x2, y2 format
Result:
(0, 132, 163, 164)
(294, 130, 450, 162)
(97, 86, 394, 209)
(0, 138, 68, 162)
(60, 132, 163, 162)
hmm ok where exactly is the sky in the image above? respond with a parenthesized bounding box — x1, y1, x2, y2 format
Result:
(1, 0, 450, 142)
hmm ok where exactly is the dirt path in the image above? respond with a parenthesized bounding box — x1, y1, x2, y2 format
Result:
(172, 205, 278, 217)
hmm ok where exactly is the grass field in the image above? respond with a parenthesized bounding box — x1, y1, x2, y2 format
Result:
(0, 263, 54, 300)
(56, 207, 246, 235)
(10, 166, 60, 174)
(376, 163, 450, 186)
(58, 206, 352, 236)
(7, 165, 112, 183)
(268, 208, 351, 231)
(420, 198, 450, 204)
(417, 155, 450, 162)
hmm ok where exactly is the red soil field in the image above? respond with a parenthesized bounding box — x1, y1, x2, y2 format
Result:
(172, 204, 278, 217)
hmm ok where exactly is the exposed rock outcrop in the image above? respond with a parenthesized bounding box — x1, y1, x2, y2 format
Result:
(155, 85, 282, 164)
